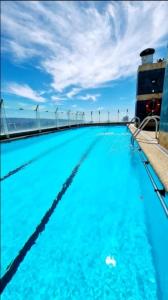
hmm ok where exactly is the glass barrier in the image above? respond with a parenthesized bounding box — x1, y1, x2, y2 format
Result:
(0, 100, 131, 137)
(39, 110, 55, 129)
(4, 107, 37, 133)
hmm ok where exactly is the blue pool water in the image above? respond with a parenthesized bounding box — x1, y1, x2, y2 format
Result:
(1, 126, 168, 299)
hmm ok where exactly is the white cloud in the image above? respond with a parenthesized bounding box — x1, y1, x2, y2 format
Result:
(78, 94, 100, 102)
(51, 95, 66, 101)
(1, 1, 168, 92)
(66, 88, 81, 99)
(6, 83, 46, 102)
(1, 40, 39, 60)
(51, 96, 61, 101)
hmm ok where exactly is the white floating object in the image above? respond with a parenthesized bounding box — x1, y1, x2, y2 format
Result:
(105, 256, 117, 267)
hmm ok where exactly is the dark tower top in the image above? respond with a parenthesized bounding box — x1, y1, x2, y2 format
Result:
(140, 48, 155, 57)
(140, 48, 155, 64)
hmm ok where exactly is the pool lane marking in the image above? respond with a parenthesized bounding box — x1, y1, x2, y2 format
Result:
(0, 137, 100, 294)
(0, 130, 89, 182)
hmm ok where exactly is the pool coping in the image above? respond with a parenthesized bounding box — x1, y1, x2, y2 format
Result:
(0, 122, 128, 143)
(129, 124, 168, 193)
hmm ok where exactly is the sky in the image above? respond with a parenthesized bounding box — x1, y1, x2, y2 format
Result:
(1, 1, 168, 118)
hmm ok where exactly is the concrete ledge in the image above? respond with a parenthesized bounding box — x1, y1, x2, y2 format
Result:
(159, 131, 168, 149)
(129, 124, 168, 192)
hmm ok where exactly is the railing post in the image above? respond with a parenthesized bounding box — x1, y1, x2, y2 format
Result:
(55, 107, 58, 129)
(73, 112, 75, 125)
(67, 110, 70, 127)
(75, 111, 78, 125)
(99, 110, 100, 123)
(79, 112, 81, 125)
(35, 105, 41, 132)
(117, 109, 120, 122)
(83, 112, 85, 124)
(71, 112, 74, 125)
(91, 111, 93, 123)
(0, 99, 10, 138)
(126, 108, 129, 121)
(108, 111, 110, 123)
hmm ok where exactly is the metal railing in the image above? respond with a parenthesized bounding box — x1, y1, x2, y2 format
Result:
(0, 99, 132, 138)
(131, 115, 160, 145)
(129, 116, 141, 127)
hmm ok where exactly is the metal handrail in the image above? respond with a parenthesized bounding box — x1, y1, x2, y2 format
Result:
(132, 116, 157, 136)
(131, 115, 160, 144)
(129, 116, 141, 127)
(133, 115, 160, 137)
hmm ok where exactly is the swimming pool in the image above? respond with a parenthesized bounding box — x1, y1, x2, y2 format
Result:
(1, 126, 168, 299)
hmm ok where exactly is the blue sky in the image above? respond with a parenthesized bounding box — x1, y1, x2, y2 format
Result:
(1, 1, 168, 117)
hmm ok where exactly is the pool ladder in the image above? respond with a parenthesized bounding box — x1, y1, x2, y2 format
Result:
(130, 115, 160, 145)
(129, 116, 168, 217)
(129, 116, 141, 127)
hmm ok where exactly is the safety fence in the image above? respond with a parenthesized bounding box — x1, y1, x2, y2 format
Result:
(0, 100, 132, 137)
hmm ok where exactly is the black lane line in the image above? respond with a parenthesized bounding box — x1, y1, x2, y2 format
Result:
(0, 130, 88, 182)
(0, 137, 99, 294)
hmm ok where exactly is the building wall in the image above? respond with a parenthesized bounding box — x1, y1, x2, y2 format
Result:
(135, 61, 165, 127)
(159, 55, 168, 149)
